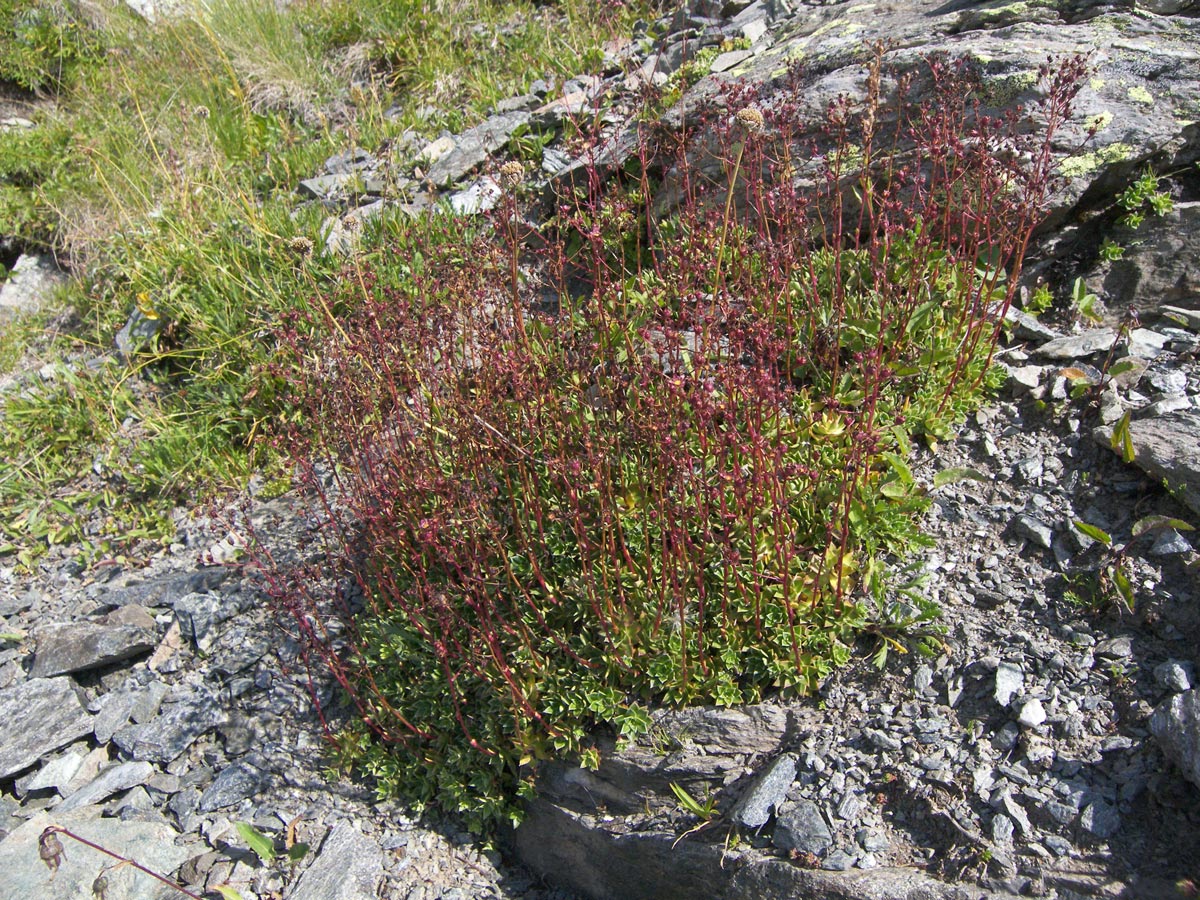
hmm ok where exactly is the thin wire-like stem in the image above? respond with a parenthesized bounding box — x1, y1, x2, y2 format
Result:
(40, 827, 206, 900)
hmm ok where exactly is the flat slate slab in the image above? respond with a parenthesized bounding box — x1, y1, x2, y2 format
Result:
(0, 678, 93, 779)
(57, 760, 156, 813)
(112, 693, 221, 763)
(426, 110, 531, 186)
(0, 808, 191, 900)
(1152, 690, 1200, 790)
(290, 821, 384, 900)
(30, 621, 157, 678)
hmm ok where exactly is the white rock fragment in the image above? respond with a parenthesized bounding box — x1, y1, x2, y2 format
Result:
(994, 662, 1024, 708)
(1018, 698, 1047, 729)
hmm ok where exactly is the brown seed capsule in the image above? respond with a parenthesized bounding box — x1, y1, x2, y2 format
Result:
(499, 160, 525, 189)
(734, 107, 765, 134)
(39, 829, 65, 873)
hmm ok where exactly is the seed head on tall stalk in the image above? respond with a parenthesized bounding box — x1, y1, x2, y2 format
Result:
(711, 106, 765, 301)
(499, 160, 528, 342)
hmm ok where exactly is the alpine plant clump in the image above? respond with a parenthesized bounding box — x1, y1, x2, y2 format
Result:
(256, 49, 1088, 829)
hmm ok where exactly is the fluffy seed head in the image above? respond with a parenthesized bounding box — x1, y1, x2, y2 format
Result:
(735, 107, 765, 134)
(500, 161, 525, 189)
(287, 236, 315, 258)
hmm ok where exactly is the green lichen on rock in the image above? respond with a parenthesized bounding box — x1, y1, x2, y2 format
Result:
(803, 15, 868, 46)
(769, 42, 807, 78)
(957, 0, 1058, 27)
(1058, 142, 1133, 178)
(1085, 111, 1114, 133)
(980, 70, 1038, 106)
(1127, 85, 1154, 106)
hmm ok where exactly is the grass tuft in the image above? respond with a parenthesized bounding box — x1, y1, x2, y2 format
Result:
(0, 0, 650, 566)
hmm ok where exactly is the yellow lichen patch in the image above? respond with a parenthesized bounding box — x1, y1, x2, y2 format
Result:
(973, 0, 1030, 18)
(1127, 85, 1154, 106)
(1085, 111, 1114, 132)
(805, 17, 865, 43)
(769, 44, 806, 77)
(1058, 143, 1133, 178)
(980, 71, 1038, 106)
(1089, 77, 1106, 92)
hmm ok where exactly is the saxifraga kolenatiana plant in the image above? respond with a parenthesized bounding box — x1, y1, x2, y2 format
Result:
(253, 48, 1088, 831)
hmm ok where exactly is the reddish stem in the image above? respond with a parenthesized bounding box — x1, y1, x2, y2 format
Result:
(41, 826, 206, 900)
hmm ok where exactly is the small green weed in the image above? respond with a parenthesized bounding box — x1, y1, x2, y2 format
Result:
(670, 782, 720, 822)
(1071, 276, 1103, 324)
(670, 781, 720, 845)
(1025, 282, 1054, 317)
(1087, 165, 1175, 266)
(235, 821, 310, 865)
(1118, 166, 1173, 229)
(1065, 511, 1194, 615)
(1098, 237, 1124, 261)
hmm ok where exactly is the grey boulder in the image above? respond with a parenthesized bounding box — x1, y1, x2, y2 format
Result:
(731, 754, 797, 829)
(773, 799, 833, 855)
(0, 253, 66, 320)
(1151, 690, 1200, 789)
(1096, 409, 1200, 517)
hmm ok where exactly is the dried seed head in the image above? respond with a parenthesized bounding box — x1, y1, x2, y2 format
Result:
(499, 161, 525, 189)
(287, 236, 315, 258)
(192, 104, 210, 121)
(734, 107, 765, 134)
(39, 829, 64, 873)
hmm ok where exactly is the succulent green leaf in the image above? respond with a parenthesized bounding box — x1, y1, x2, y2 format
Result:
(1111, 565, 1135, 610)
(1110, 411, 1136, 464)
(236, 822, 276, 863)
(1073, 520, 1112, 545)
(932, 467, 987, 489)
(1131, 516, 1195, 537)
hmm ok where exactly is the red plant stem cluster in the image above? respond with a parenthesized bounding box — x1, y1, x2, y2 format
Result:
(253, 48, 1086, 768)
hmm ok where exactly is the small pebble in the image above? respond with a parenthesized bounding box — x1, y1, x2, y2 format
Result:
(1018, 698, 1047, 729)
